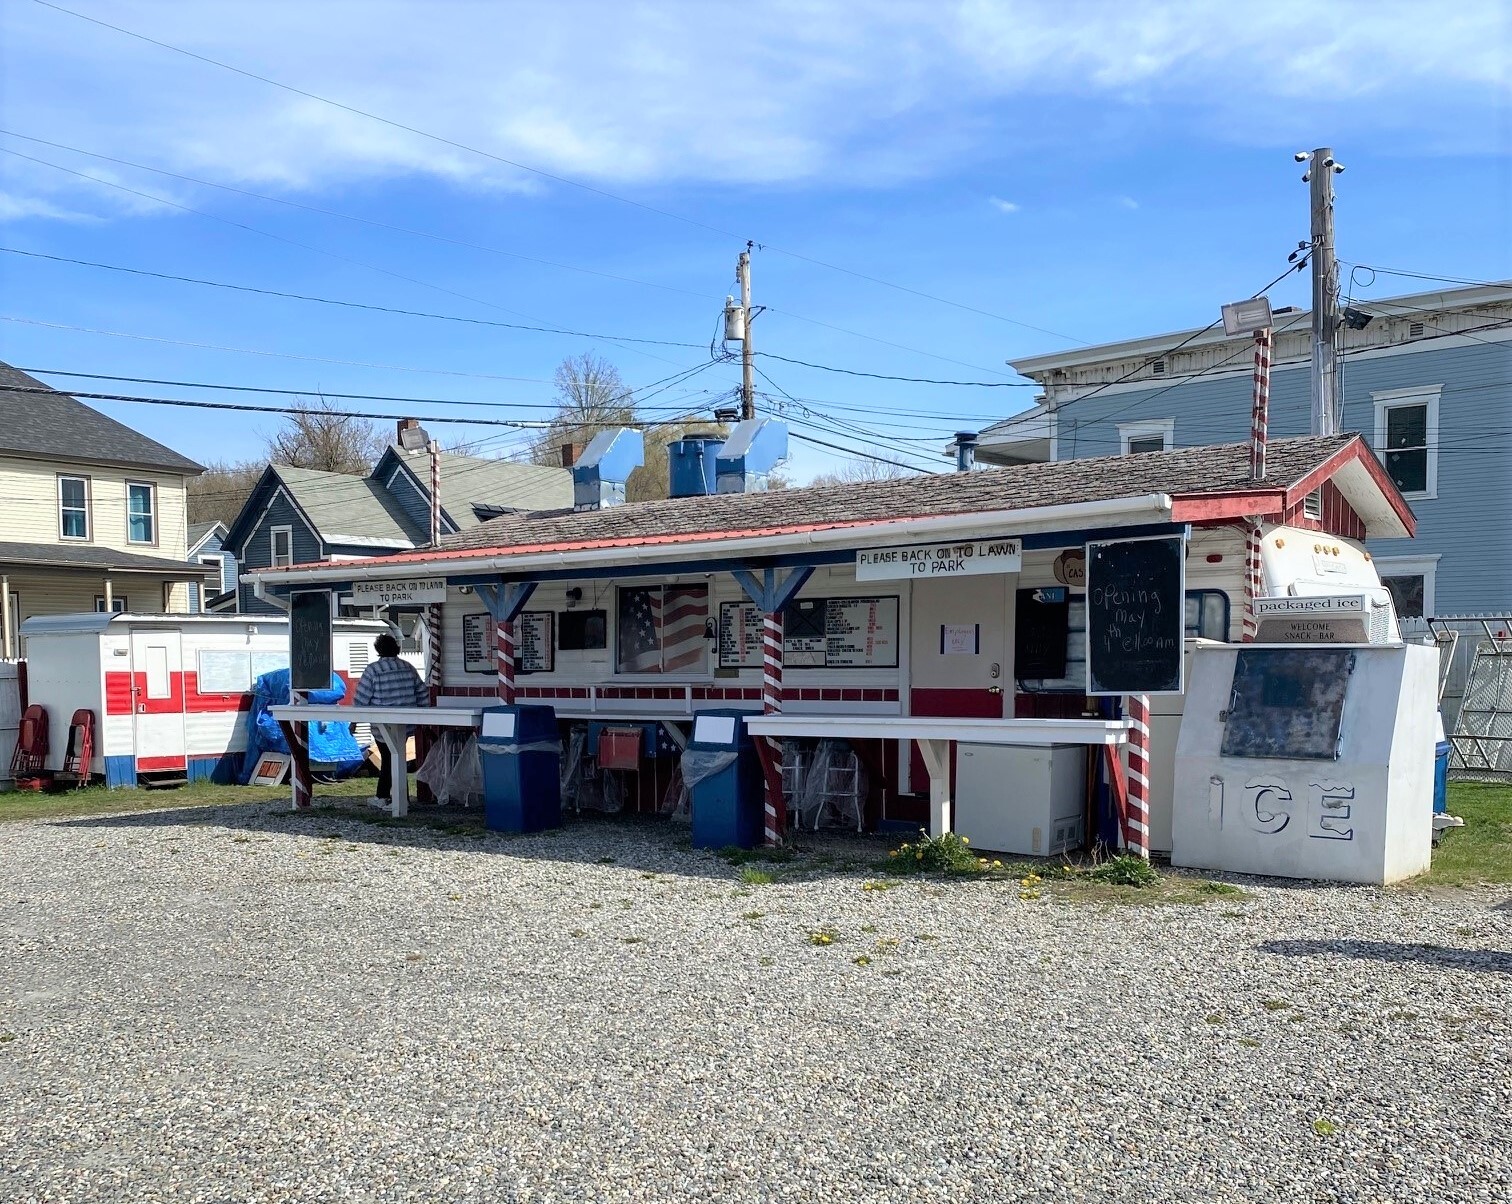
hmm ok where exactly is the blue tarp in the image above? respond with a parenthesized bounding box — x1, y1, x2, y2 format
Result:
(240, 668, 367, 783)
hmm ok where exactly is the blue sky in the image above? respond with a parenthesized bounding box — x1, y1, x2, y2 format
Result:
(1, 0, 1508, 482)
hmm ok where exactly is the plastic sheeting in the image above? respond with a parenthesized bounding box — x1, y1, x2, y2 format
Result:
(416, 732, 483, 807)
(240, 668, 364, 783)
(794, 739, 866, 832)
(680, 749, 738, 790)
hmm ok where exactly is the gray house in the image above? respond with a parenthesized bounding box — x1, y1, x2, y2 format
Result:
(978, 283, 1512, 619)
(224, 430, 572, 615)
(186, 521, 238, 612)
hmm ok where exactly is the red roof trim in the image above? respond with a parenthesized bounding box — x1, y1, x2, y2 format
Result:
(1169, 489, 1286, 522)
(1284, 437, 1417, 537)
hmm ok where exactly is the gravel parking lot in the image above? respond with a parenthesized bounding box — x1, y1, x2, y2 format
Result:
(1, 796, 1508, 1204)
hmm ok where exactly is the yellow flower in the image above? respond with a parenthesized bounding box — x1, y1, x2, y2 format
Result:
(992, 860, 1003, 868)
(960, 836, 969, 844)
(915, 852, 923, 861)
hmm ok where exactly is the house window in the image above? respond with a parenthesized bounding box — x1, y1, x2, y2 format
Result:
(94, 595, 128, 613)
(270, 526, 294, 568)
(1372, 385, 1440, 500)
(1185, 591, 1231, 641)
(58, 475, 91, 540)
(1376, 556, 1439, 622)
(1119, 419, 1175, 456)
(126, 482, 156, 544)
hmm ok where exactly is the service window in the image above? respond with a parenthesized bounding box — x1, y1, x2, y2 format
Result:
(616, 585, 708, 674)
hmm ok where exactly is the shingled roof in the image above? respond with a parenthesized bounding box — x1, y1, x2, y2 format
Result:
(425, 433, 1378, 557)
(0, 363, 203, 474)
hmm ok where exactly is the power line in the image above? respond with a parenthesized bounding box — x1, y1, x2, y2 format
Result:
(1340, 262, 1512, 290)
(29, 0, 1082, 343)
(787, 429, 941, 473)
(754, 351, 1035, 388)
(0, 315, 554, 384)
(0, 247, 706, 348)
(0, 129, 718, 303)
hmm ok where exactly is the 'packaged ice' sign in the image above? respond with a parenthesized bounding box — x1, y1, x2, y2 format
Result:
(351, 578, 448, 606)
(856, 539, 1021, 581)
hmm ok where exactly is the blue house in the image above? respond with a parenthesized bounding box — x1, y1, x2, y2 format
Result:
(978, 283, 1512, 620)
(224, 426, 572, 616)
(186, 521, 239, 612)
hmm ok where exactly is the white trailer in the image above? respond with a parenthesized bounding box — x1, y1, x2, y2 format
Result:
(20, 613, 396, 786)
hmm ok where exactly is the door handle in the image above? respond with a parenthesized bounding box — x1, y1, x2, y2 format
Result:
(987, 685, 1003, 695)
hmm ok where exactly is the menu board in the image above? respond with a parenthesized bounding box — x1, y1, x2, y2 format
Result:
(718, 596, 898, 669)
(290, 590, 332, 691)
(516, 611, 553, 673)
(463, 612, 493, 673)
(463, 610, 554, 673)
(1086, 536, 1185, 696)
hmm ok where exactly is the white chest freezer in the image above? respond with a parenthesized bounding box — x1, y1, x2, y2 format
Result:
(954, 743, 1086, 856)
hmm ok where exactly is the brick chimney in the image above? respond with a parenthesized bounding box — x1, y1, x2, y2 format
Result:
(560, 442, 580, 468)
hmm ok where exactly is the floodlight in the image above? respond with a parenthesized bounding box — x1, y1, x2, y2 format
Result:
(1220, 296, 1274, 336)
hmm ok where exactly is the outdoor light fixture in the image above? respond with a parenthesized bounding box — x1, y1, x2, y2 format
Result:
(1343, 306, 1375, 330)
(565, 587, 583, 608)
(1221, 296, 1274, 336)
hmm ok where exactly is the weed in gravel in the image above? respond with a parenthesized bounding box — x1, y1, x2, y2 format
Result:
(1190, 880, 1246, 897)
(232, 836, 250, 844)
(1086, 855, 1160, 888)
(1312, 1118, 1339, 1137)
(1237, 1037, 1261, 1048)
(1385, 1009, 1419, 1021)
(881, 968, 903, 977)
(915, 932, 937, 942)
(859, 924, 878, 933)
(758, 957, 774, 966)
(1261, 999, 1291, 1012)
(1221, 909, 1247, 919)
(596, 856, 616, 864)
(808, 927, 839, 946)
(588, 901, 603, 909)
(853, 955, 872, 967)
(640, 872, 658, 880)
(739, 867, 777, 886)
(720, 845, 794, 866)
(571, 929, 586, 938)
(861, 880, 902, 892)
(621, 936, 644, 945)
(1205, 1014, 1225, 1025)
(882, 831, 981, 876)
(0, 1033, 14, 1043)
(404, 953, 423, 962)
(742, 911, 764, 921)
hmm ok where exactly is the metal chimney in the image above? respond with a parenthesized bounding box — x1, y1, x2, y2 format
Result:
(953, 431, 978, 473)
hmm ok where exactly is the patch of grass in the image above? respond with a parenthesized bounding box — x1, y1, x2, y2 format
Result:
(739, 866, 777, 886)
(1261, 999, 1291, 1012)
(741, 911, 764, 921)
(1312, 1118, 1338, 1137)
(1237, 1037, 1260, 1048)
(882, 831, 982, 876)
(0, 776, 371, 825)
(1205, 1014, 1225, 1025)
(1415, 783, 1512, 887)
(621, 936, 644, 945)
(1086, 854, 1160, 888)
(860, 879, 903, 892)
(0, 1032, 15, 1044)
(719, 845, 794, 866)
(595, 856, 616, 864)
(859, 923, 878, 934)
(914, 932, 937, 942)
(1190, 880, 1246, 897)
(852, 955, 872, 967)
(1384, 1009, 1419, 1021)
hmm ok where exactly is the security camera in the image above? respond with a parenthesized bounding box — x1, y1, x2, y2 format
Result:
(1294, 151, 1311, 162)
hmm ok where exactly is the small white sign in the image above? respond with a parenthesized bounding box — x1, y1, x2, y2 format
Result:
(941, 624, 979, 655)
(351, 578, 447, 606)
(482, 711, 517, 739)
(693, 714, 737, 745)
(856, 539, 1021, 581)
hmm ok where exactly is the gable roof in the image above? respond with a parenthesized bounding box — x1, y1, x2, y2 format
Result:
(375, 446, 572, 528)
(0, 363, 204, 474)
(252, 434, 1409, 587)
(274, 465, 425, 548)
(187, 520, 226, 555)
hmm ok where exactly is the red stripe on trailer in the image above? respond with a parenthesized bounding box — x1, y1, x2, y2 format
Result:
(136, 754, 187, 772)
(104, 671, 134, 716)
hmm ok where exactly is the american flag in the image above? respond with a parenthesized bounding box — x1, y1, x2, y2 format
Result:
(617, 585, 708, 674)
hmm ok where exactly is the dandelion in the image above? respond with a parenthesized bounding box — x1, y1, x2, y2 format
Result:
(916, 852, 923, 861)
(992, 860, 1002, 868)
(960, 836, 969, 844)
(853, 955, 872, 967)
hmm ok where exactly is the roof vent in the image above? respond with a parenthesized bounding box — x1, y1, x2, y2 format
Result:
(1409, 321, 1425, 338)
(715, 419, 788, 493)
(1151, 359, 1166, 375)
(953, 431, 978, 473)
(668, 434, 724, 499)
(571, 428, 644, 510)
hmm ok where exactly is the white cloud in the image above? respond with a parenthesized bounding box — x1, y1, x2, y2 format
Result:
(989, 197, 1020, 214)
(1117, 196, 1140, 210)
(0, 0, 1504, 217)
(0, 192, 104, 223)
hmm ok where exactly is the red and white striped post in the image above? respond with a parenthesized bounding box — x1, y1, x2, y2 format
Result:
(279, 696, 314, 810)
(760, 610, 786, 846)
(1249, 328, 1271, 480)
(426, 441, 443, 704)
(496, 620, 516, 705)
(1124, 693, 1150, 857)
(1242, 521, 1265, 642)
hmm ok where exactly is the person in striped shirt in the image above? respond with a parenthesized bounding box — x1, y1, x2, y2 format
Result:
(354, 633, 428, 807)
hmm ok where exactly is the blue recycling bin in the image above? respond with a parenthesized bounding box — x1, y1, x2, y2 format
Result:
(685, 709, 765, 850)
(1434, 740, 1451, 814)
(478, 704, 562, 833)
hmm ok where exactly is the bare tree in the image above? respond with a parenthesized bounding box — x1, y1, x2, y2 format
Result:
(187, 459, 267, 527)
(265, 398, 384, 474)
(807, 457, 915, 488)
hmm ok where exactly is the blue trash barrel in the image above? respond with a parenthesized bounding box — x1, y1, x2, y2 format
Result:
(684, 709, 764, 850)
(1433, 740, 1451, 814)
(478, 704, 562, 833)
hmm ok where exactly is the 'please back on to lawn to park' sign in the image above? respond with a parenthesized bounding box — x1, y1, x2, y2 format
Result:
(351, 578, 448, 606)
(856, 539, 1022, 581)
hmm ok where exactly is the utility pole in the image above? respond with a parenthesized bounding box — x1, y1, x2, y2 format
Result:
(1299, 147, 1344, 435)
(738, 242, 755, 420)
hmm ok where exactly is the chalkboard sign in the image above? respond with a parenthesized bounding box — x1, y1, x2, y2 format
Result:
(1086, 536, 1185, 696)
(290, 590, 333, 691)
(1221, 648, 1353, 760)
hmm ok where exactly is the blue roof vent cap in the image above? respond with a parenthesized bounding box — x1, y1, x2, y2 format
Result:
(715, 419, 788, 494)
(572, 427, 644, 510)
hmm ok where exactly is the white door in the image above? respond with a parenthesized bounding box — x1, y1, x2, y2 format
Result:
(130, 629, 186, 773)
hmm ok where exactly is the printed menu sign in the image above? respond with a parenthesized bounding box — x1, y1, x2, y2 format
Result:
(463, 610, 554, 673)
(720, 596, 898, 669)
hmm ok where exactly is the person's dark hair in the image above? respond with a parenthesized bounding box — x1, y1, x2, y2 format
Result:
(374, 634, 401, 658)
